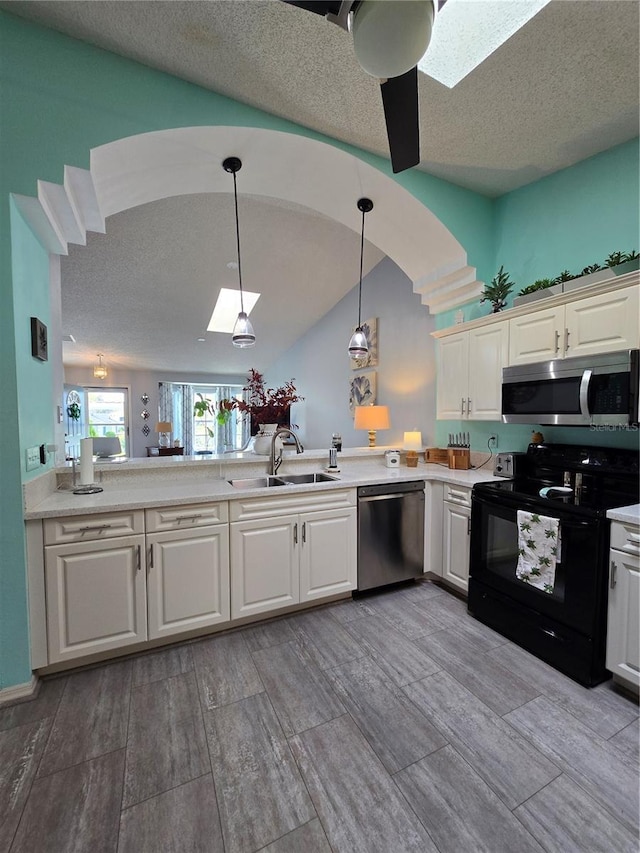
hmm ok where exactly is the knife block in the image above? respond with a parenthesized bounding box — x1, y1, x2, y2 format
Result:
(448, 448, 471, 470)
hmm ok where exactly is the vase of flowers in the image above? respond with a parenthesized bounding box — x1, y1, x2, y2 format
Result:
(233, 369, 304, 455)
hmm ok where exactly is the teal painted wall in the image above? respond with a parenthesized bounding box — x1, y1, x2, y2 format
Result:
(435, 139, 640, 452)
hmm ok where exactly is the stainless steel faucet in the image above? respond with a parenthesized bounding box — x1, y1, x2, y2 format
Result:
(269, 427, 304, 475)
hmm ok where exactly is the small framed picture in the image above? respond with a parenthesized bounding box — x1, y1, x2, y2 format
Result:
(30, 317, 48, 361)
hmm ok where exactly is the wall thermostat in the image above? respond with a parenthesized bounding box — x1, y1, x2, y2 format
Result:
(385, 450, 401, 467)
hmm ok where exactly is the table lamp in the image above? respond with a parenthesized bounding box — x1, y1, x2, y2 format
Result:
(354, 405, 390, 447)
(156, 421, 172, 447)
(403, 430, 423, 467)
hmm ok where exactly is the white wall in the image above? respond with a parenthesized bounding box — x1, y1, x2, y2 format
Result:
(63, 366, 246, 458)
(268, 257, 437, 451)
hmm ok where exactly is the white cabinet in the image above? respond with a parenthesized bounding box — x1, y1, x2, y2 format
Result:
(509, 284, 639, 365)
(230, 490, 357, 619)
(606, 521, 640, 690)
(145, 502, 230, 640)
(442, 484, 471, 593)
(436, 322, 508, 420)
(45, 533, 147, 663)
(147, 525, 230, 640)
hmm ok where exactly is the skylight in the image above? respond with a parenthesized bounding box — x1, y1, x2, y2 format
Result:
(419, 0, 551, 89)
(207, 288, 260, 334)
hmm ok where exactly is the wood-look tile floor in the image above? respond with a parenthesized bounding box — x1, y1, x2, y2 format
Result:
(2, 580, 639, 853)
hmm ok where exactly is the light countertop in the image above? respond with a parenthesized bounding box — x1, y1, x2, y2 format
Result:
(607, 505, 640, 525)
(25, 456, 498, 520)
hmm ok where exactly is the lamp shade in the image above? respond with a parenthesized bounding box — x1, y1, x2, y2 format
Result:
(354, 405, 390, 431)
(155, 422, 172, 434)
(403, 431, 423, 451)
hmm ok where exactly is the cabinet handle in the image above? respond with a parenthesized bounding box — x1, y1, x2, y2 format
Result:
(467, 517, 471, 536)
(564, 328, 570, 352)
(555, 330, 560, 354)
(461, 397, 465, 416)
(148, 544, 154, 570)
(294, 523, 298, 545)
(136, 544, 141, 573)
(467, 398, 471, 415)
(174, 513, 203, 523)
(610, 559, 617, 589)
(302, 522, 306, 543)
(79, 523, 112, 533)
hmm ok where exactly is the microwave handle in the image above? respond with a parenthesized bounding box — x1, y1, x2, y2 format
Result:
(579, 369, 592, 419)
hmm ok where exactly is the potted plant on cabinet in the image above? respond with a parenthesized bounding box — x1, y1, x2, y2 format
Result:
(233, 369, 304, 454)
(480, 266, 515, 313)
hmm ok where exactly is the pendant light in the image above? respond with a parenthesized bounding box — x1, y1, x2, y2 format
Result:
(223, 157, 256, 348)
(93, 353, 107, 380)
(348, 198, 374, 359)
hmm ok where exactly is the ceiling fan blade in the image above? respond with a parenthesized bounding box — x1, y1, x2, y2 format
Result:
(380, 66, 420, 173)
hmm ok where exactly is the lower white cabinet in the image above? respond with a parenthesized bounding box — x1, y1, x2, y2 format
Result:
(147, 525, 230, 640)
(606, 521, 640, 689)
(45, 534, 147, 663)
(442, 485, 471, 593)
(230, 491, 357, 620)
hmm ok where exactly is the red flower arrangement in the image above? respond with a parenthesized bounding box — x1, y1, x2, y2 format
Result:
(233, 369, 304, 432)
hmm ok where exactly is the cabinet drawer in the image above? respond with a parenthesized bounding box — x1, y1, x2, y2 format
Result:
(145, 501, 228, 532)
(44, 510, 144, 545)
(443, 484, 472, 507)
(230, 488, 356, 522)
(610, 521, 640, 557)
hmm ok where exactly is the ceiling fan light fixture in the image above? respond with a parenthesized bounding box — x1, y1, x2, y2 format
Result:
(347, 197, 373, 359)
(223, 155, 256, 349)
(352, 0, 435, 79)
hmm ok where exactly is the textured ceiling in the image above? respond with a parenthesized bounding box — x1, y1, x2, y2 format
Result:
(5, 0, 639, 375)
(61, 194, 384, 374)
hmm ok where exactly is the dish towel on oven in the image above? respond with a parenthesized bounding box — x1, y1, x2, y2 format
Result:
(516, 511, 561, 594)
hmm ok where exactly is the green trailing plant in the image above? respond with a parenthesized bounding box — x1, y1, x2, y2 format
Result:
(193, 393, 235, 440)
(518, 278, 554, 297)
(480, 266, 514, 313)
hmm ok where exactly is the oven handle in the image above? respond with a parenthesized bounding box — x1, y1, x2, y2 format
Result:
(579, 369, 592, 419)
(472, 493, 593, 527)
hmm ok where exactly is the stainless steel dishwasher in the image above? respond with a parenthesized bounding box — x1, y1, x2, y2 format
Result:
(357, 481, 425, 591)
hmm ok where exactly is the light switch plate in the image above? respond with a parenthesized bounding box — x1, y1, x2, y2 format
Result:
(26, 446, 40, 471)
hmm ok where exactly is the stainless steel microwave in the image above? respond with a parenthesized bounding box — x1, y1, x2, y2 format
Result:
(502, 349, 639, 426)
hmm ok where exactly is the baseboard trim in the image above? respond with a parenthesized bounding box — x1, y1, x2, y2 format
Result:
(0, 674, 39, 707)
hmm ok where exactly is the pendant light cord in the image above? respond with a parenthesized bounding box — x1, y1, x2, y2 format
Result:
(231, 169, 245, 315)
(357, 205, 365, 327)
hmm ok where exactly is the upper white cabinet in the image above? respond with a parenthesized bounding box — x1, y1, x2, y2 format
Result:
(436, 321, 508, 420)
(509, 284, 639, 366)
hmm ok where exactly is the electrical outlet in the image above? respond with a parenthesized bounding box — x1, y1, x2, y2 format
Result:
(26, 446, 40, 471)
(488, 434, 498, 448)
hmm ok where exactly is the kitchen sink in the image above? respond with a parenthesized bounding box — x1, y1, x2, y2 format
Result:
(227, 472, 339, 489)
(276, 472, 339, 484)
(227, 476, 288, 489)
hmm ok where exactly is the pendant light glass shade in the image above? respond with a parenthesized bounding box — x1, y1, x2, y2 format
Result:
(232, 311, 256, 347)
(348, 198, 373, 358)
(223, 156, 256, 349)
(93, 353, 107, 380)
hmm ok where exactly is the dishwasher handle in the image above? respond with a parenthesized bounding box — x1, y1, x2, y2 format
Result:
(359, 491, 424, 503)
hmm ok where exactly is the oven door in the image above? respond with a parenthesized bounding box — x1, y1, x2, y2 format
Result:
(468, 490, 608, 636)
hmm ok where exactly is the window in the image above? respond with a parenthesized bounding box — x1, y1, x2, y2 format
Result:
(85, 387, 128, 456)
(192, 384, 246, 452)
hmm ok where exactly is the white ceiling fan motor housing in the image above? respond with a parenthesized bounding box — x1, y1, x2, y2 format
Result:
(351, 0, 436, 79)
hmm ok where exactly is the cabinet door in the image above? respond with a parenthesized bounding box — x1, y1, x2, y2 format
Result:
(565, 285, 639, 358)
(606, 548, 640, 688)
(147, 525, 230, 640)
(45, 534, 146, 663)
(467, 321, 509, 420)
(299, 508, 357, 602)
(442, 501, 471, 593)
(230, 515, 298, 619)
(508, 306, 564, 365)
(436, 333, 469, 419)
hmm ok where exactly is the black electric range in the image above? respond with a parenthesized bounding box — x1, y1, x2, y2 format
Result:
(468, 442, 639, 685)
